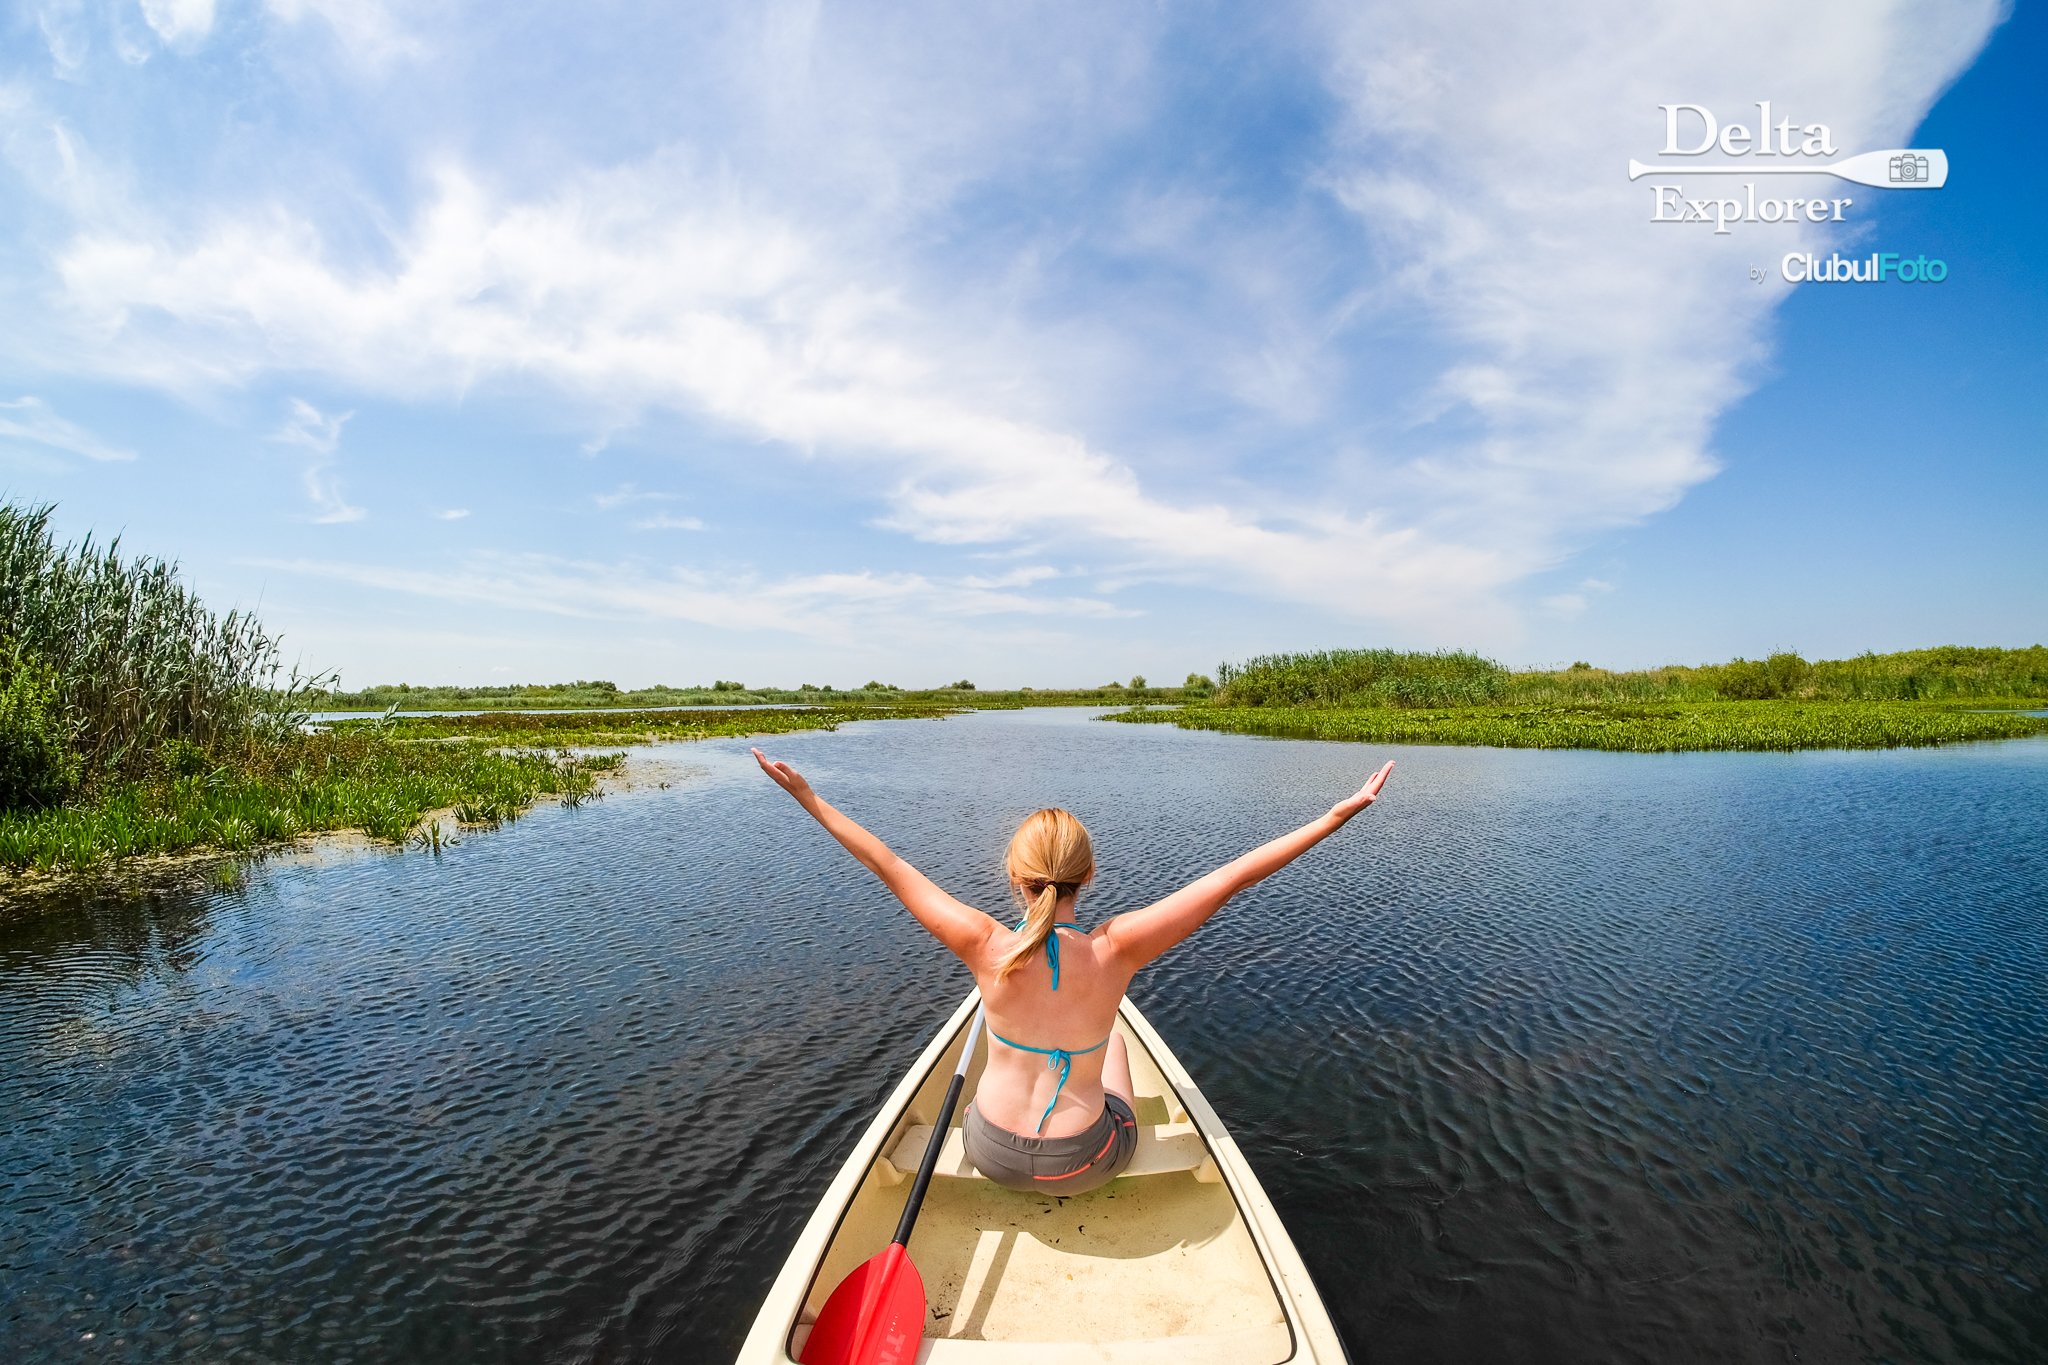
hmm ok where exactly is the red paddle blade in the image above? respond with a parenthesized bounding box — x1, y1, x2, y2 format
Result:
(799, 1242, 927, 1365)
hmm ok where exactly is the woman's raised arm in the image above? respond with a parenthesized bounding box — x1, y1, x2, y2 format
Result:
(1104, 760, 1395, 970)
(753, 748, 998, 957)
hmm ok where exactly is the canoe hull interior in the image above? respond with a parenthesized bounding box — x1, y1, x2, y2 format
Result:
(736, 991, 1349, 1364)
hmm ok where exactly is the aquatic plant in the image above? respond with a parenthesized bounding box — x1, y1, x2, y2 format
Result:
(327, 704, 960, 748)
(0, 501, 324, 782)
(0, 734, 615, 877)
(1216, 649, 1509, 708)
(0, 646, 79, 809)
(1103, 700, 2048, 753)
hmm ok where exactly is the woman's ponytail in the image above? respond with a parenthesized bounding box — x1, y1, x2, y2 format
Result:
(992, 810, 1095, 982)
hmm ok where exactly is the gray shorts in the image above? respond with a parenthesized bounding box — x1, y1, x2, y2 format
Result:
(962, 1095, 1138, 1195)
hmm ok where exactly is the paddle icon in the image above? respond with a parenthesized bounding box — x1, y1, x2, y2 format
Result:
(801, 1006, 987, 1365)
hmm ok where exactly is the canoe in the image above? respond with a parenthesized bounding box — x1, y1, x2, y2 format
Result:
(736, 989, 1350, 1363)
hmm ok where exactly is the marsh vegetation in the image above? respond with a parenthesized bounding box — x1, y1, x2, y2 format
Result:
(1108, 646, 2048, 752)
(0, 503, 625, 890)
(329, 705, 963, 748)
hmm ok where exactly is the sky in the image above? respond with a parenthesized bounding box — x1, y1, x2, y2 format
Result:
(0, 0, 2040, 689)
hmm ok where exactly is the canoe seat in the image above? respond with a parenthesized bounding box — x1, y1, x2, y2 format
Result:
(880, 1120, 1221, 1185)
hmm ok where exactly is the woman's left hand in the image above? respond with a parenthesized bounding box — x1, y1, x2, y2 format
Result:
(753, 748, 816, 802)
(1328, 760, 1396, 821)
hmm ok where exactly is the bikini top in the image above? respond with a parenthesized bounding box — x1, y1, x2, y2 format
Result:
(989, 921, 1112, 1133)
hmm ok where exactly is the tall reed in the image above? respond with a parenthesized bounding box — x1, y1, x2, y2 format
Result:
(0, 501, 320, 782)
(1215, 649, 1509, 708)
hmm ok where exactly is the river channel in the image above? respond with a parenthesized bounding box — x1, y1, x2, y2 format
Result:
(4, 709, 2045, 1362)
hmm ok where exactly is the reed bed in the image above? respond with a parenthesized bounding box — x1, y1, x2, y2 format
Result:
(1104, 701, 2048, 752)
(1210, 645, 2048, 710)
(328, 704, 963, 747)
(0, 734, 613, 877)
(1215, 648, 1509, 708)
(0, 502, 317, 782)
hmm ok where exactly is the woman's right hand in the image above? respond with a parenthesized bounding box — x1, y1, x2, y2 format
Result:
(1328, 760, 1396, 822)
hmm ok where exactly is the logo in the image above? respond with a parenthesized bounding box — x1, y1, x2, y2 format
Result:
(1629, 102, 1947, 234)
(1781, 252, 1947, 284)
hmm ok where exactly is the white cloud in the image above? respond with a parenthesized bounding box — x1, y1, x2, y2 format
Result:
(274, 397, 364, 522)
(11, 0, 2007, 641)
(0, 396, 135, 461)
(44, 165, 1507, 627)
(140, 0, 218, 49)
(249, 552, 1135, 646)
(275, 397, 349, 453)
(436, 508, 470, 519)
(36, 1, 90, 76)
(1308, 0, 2002, 547)
(594, 483, 678, 510)
(263, 0, 424, 66)
(633, 514, 705, 531)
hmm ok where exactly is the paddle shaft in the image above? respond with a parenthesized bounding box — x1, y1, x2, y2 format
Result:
(892, 1007, 984, 1248)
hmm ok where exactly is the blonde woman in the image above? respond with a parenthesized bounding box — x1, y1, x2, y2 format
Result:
(753, 747, 1396, 1193)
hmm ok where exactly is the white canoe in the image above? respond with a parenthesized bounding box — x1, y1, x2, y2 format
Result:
(736, 989, 1350, 1364)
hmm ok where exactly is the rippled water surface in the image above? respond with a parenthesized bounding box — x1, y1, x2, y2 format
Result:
(5, 711, 2046, 1363)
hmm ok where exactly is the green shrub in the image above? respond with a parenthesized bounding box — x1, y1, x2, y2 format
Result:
(1716, 652, 1812, 700)
(1216, 648, 1509, 708)
(0, 650, 79, 810)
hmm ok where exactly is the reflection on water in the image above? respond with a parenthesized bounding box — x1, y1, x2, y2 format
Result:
(3, 712, 2045, 1363)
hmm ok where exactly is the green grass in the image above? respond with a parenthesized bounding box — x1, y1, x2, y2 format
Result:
(0, 702, 973, 894)
(0, 734, 614, 880)
(327, 703, 966, 746)
(1103, 700, 2048, 752)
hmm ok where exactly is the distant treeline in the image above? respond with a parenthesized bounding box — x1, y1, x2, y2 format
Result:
(1211, 646, 2048, 709)
(312, 675, 1210, 711)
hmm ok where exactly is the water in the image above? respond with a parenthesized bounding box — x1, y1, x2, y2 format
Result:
(4, 710, 2045, 1363)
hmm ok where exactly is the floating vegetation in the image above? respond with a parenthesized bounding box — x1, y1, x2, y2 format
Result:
(1103, 700, 2048, 752)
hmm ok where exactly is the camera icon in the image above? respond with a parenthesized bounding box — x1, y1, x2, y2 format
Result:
(1889, 154, 1930, 183)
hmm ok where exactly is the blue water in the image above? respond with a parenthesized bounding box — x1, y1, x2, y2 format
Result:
(3, 710, 2045, 1362)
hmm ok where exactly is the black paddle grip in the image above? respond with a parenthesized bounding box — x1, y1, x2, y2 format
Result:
(893, 1071, 966, 1248)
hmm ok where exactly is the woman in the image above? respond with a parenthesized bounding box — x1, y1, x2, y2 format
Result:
(753, 747, 1396, 1194)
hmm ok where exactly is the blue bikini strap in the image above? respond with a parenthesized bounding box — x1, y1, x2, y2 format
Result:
(989, 1029, 1110, 1133)
(1015, 920, 1085, 990)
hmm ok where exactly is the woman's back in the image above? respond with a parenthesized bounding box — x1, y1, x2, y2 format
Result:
(973, 918, 1134, 1136)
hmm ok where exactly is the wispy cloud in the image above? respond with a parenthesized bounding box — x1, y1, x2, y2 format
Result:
(262, 0, 424, 66)
(633, 514, 704, 531)
(593, 483, 678, 510)
(0, 396, 135, 461)
(5, 0, 2006, 645)
(249, 553, 1136, 646)
(435, 508, 470, 520)
(274, 397, 363, 522)
(139, 0, 218, 49)
(1540, 577, 1617, 618)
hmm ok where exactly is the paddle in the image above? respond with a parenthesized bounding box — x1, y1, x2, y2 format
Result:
(800, 1006, 986, 1365)
(1626, 149, 1948, 188)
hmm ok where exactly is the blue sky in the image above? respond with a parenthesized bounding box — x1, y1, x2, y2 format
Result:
(1, 0, 2038, 688)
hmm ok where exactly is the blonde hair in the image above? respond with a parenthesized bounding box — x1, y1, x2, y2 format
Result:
(992, 809, 1095, 983)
